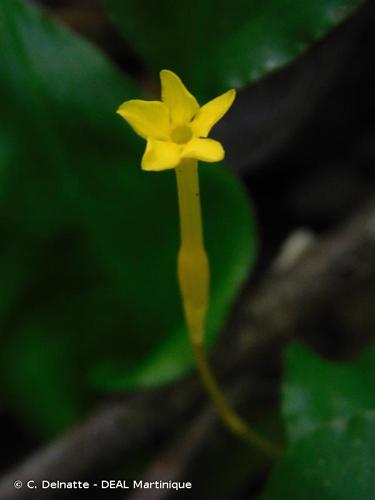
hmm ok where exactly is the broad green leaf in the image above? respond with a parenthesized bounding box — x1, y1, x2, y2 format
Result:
(103, 0, 364, 100)
(283, 344, 375, 443)
(91, 166, 256, 390)
(1, 319, 85, 437)
(261, 411, 375, 500)
(0, 0, 256, 435)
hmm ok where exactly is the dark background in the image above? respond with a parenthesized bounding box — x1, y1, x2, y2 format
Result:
(1, 0, 374, 498)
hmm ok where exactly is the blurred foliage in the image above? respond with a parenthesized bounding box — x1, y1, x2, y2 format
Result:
(103, 0, 364, 100)
(283, 344, 375, 443)
(0, 5, 370, 489)
(0, 0, 255, 435)
(262, 411, 375, 500)
(261, 345, 375, 498)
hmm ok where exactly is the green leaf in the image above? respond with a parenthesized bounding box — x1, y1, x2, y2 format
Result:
(0, 0, 256, 435)
(283, 344, 375, 443)
(103, 0, 364, 100)
(261, 411, 375, 500)
(1, 319, 86, 437)
(91, 165, 256, 390)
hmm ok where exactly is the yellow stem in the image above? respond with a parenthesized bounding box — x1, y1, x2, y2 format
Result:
(175, 159, 282, 458)
(192, 342, 282, 458)
(176, 159, 208, 344)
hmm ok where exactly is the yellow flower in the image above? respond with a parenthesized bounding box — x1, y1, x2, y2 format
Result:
(115, 74, 280, 455)
(117, 70, 236, 171)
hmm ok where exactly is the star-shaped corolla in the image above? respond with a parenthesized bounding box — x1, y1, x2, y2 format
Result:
(117, 70, 236, 171)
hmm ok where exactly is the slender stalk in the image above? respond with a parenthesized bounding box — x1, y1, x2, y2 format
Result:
(175, 159, 282, 458)
(192, 342, 282, 458)
(176, 159, 208, 345)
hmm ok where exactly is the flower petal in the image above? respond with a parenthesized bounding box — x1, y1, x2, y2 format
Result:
(141, 139, 182, 171)
(191, 89, 236, 138)
(182, 138, 224, 163)
(117, 99, 170, 140)
(160, 70, 199, 125)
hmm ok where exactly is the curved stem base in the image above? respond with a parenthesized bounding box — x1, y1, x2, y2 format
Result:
(192, 342, 283, 459)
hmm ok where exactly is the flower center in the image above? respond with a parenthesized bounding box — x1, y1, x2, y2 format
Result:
(171, 125, 192, 144)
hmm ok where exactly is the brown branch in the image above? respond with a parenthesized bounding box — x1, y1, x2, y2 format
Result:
(1, 198, 375, 499)
(127, 408, 213, 500)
